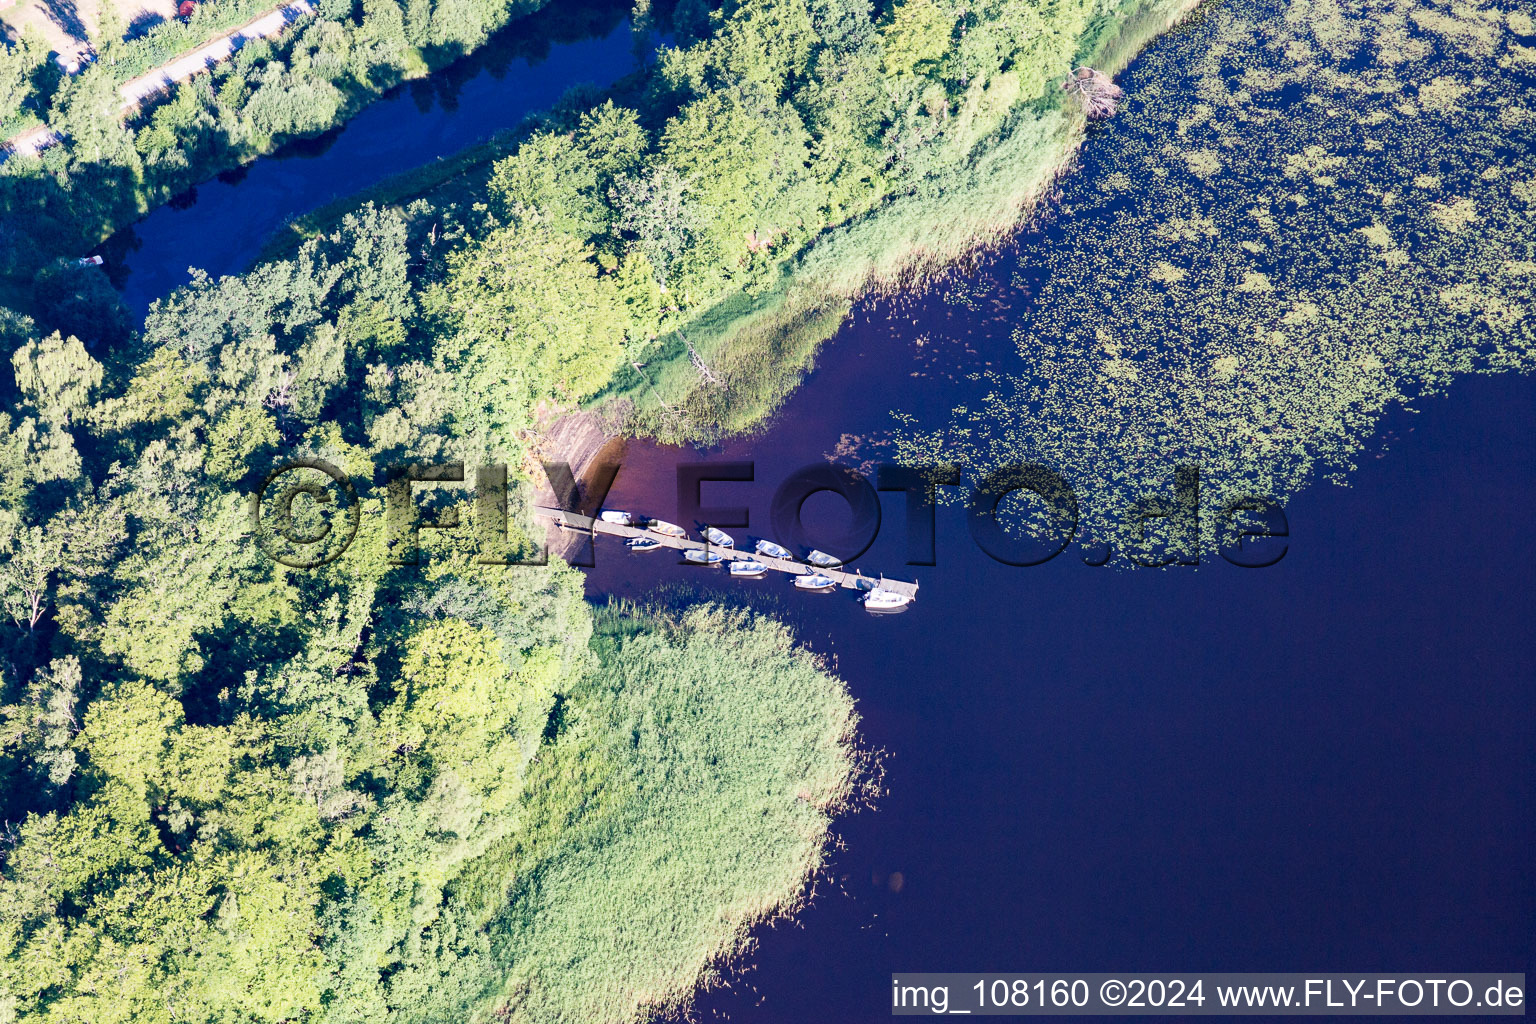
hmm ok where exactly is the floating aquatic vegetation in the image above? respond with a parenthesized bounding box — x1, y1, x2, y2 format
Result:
(891, 0, 1536, 561)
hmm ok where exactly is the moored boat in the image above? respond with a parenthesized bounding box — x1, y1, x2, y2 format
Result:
(684, 549, 724, 565)
(627, 537, 662, 551)
(862, 588, 912, 610)
(806, 549, 843, 568)
(793, 573, 837, 592)
(648, 519, 686, 537)
(704, 527, 735, 548)
(728, 559, 768, 578)
(600, 509, 636, 525)
(755, 539, 793, 559)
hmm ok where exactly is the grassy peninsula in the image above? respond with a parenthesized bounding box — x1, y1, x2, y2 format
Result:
(0, 189, 870, 1020)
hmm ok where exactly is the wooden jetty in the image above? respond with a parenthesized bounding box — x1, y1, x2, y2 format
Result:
(533, 506, 919, 601)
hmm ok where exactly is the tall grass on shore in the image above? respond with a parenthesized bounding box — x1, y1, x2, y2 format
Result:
(606, 0, 1207, 445)
(484, 601, 870, 1022)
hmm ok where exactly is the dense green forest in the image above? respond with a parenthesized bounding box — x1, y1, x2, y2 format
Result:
(0, 202, 865, 1022)
(0, 0, 1200, 1019)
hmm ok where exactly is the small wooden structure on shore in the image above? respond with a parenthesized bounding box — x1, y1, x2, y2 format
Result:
(533, 506, 919, 601)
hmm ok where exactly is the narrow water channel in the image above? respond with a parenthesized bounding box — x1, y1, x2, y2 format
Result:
(108, 1, 638, 312)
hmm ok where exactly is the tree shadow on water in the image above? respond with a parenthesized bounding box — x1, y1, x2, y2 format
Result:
(405, 0, 631, 115)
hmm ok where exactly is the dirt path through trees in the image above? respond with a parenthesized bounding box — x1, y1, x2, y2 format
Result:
(2, 0, 312, 160)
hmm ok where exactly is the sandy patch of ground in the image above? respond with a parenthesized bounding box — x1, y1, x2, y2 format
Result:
(1, 0, 179, 69)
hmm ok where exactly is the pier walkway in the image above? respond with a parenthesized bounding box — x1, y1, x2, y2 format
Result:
(533, 506, 919, 600)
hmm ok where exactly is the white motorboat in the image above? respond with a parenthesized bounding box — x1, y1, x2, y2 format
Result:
(755, 539, 793, 559)
(704, 527, 735, 548)
(600, 509, 636, 525)
(793, 573, 837, 592)
(627, 537, 662, 551)
(648, 519, 686, 537)
(684, 549, 724, 566)
(806, 549, 843, 568)
(728, 559, 768, 578)
(862, 589, 912, 611)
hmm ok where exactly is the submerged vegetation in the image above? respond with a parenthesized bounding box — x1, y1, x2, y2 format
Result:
(890, 0, 1536, 560)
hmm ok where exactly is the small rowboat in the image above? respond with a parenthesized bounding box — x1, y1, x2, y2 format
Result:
(648, 519, 686, 537)
(684, 549, 724, 566)
(863, 589, 912, 611)
(793, 573, 837, 592)
(627, 537, 662, 551)
(600, 509, 636, 525)
(755, 539, 793, 559)
(704, 527, 735, 548)
(728, 559, 768, 578)
(806, 549, 843, 568)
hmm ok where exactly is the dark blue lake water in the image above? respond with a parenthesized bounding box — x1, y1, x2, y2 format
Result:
(107, 3, 1534, 1018)
(602, 298, 1535, 1022)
